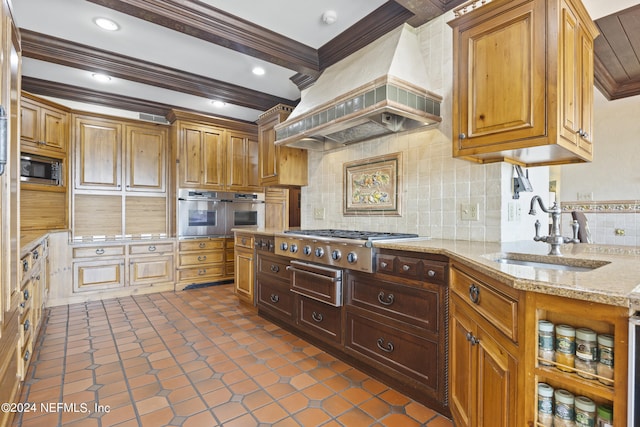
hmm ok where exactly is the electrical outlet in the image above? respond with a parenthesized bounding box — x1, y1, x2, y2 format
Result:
(507, 201, 521, 222)
(577, 192, 594, 201)
(461, 203, 479, 221)
(314, 208, 325, 220)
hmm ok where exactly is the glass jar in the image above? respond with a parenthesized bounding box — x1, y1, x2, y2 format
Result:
(596, 404, 613, 427)
(575, 328, 597, 379)
(575, 396, 596, 427)
(537, 383, 554, 427)
(597, 334, 614, 386)
(538, 320, 555, 366)
(556, 324, 576, 372)
(554, 389, 576, 427)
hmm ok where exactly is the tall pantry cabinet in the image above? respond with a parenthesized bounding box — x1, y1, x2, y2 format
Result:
(0, 1, 21, 426)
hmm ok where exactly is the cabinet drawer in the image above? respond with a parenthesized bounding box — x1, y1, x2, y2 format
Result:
(129, 242, 174, 255)
(20, 309, 33, 348)
(177, 265, 225, 282)
(345, 311, 440, 391)
(73, 245, 125, 258)
(178, 251, 224, 267)
(347, 272, 441, 335)
(298, 296, 342, 344)
(257, 254, 290, 281)
(178, 239, 224, 252)
(257, 277, 294, 321)
(234, 234, 254, 249)
(129, 255, 174, 286)
(376, 253, 447, 284)
(451, 264, 519, 342)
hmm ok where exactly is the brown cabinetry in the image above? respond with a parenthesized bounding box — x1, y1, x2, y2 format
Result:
(129, 242, 174, 287)
(449, 261, 526, 427)
(71, 114, 169, 239)
(448, 0, 599, 166)
(234, 232, 255, 304)
(227, 131, 261, 192)
(530, 293, 628, 426)
(20, 92, 69, 155)
(256, 251, 294, 322)
(257, 104, 307, 187)
(175, 121, 225, 190)
(176, 237, 232, 289)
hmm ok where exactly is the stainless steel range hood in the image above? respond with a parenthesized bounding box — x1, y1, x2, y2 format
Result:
(274, 24, 442, 151)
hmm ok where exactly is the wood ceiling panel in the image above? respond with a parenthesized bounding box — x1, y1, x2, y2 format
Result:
(594, 5, 640, 99)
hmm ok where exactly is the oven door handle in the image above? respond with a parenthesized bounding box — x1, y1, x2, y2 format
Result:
(286, 265, 340, 282)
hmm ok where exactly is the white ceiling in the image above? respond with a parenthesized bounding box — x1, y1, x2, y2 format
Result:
(11, 0, 634, 123)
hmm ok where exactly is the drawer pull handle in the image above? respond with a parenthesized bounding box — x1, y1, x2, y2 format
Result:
(241, 238, 247, 245)
(198, 269, 207, 275)
(469, 284, 480, 304)
(376, 338, 394, 353)
(22, 260, 29, 272)
(466, 332, 480, 346)
(377, 291, 395, 306)
(380, 261, 388, 269)
(402, 264, 410, 272)
(20, 302, 25, 308)
(270, 294, 280, 303)
(24, 350, 30, 362)
(148, 246, 156, 252)
(198, 255, 207, 262)
(199, 243, 206, 248)
(427, 269, 436, 277)
(23, 290, 30, 301)
(95, 248, 105, 255)
(24, 320, 30, 332)
(32, 250, 39, 260)
(270, 265, 280, 273)
(311, 311, 324, 322)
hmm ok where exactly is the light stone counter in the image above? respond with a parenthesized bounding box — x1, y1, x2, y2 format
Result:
(373, 238, 640, 310)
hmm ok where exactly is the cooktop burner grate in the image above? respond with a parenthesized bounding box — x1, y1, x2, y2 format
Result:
(284, 229, 418, 241)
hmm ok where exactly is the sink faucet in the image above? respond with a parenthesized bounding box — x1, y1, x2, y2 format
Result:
(529, 195, 579, 255)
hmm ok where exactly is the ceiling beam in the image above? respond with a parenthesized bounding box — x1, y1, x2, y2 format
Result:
(20, 29, 295, 112)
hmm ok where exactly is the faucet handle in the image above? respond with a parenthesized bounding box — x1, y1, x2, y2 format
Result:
(533, 220, 542, 241)
(566, 220, 580, 244)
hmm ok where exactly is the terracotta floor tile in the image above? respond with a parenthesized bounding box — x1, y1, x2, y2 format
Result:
(15, 286, 453, 427)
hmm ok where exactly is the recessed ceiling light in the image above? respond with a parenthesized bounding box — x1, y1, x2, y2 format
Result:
(252, 67, 265, 76)
(94, 17, 120, 31)
(92, 73, 112, 83)
(211, 100, 226, 108)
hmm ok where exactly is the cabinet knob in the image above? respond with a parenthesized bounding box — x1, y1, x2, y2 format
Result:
(469, 284, 480, 304)
(380, 261, 388, 269)
(23, 290, 30, 301)
(459, 133, 467, 140)
(22, 260, 29, 272)
(24, 319, 30, 332)
(466, 332, 480, 346)
(24, 350, 30, 361)
(402, 264, 410, 272)
(427, 269, 436, 277)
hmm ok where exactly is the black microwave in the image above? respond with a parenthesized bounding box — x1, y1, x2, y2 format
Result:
(20, 153, 62, 186)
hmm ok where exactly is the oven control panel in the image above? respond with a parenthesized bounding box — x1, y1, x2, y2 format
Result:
(274, 236, 373, 273)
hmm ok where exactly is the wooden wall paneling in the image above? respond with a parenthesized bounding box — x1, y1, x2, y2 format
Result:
(20, 190, 67, 231)
(73, 194, 123, 238)
(125, 196, 168, 235)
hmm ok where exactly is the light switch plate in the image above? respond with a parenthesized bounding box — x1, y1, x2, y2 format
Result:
(314, 208, 325, 220)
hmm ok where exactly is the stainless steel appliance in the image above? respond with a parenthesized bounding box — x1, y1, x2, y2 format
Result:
(177, 189, 227, 238)
(630, 313, 640, 425)
(274, 229, 419, 273)
(20, 153, 62, 186)
(226, 192, 265, 229)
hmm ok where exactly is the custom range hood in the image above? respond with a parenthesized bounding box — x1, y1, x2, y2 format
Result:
(274, 24, 442, 151)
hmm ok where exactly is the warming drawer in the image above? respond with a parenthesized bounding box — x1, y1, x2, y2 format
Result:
(288, 260, 343, 306)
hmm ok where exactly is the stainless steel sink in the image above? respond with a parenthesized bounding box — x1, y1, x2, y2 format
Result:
(491, 253, 609, 272)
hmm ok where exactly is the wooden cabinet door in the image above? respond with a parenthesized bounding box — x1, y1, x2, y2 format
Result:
(20, 99, 39, 145)
(559, 2, 580, 146)
(73, 259, 125, 292)
(475, 323, 518, 427)
(454, 1, 545, 151)
(179, 123, 225, 189)
(125, 124, 167, 193)
(129, 255, 174, 286)
(202, 128, 225, 189)
(234, 248, 254, 303)
(227, 133, 247, 189)
(577, 22, 594, 154)
(450, 297, 475, 427)
(42, 108, 67, 152)
(74, 117, 122, 190)
(259, 114, 278, 184)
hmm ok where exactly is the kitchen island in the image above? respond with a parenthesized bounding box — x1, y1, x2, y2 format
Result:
(236, 229, 637, 426)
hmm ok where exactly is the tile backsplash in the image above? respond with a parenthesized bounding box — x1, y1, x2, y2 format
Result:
(561, 201, 640, 246)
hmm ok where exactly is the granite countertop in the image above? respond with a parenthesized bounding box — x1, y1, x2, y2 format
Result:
(373, 238, 640, 310)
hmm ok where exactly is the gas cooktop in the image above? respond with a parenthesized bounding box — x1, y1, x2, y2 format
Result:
(283, 229, 419, 241)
